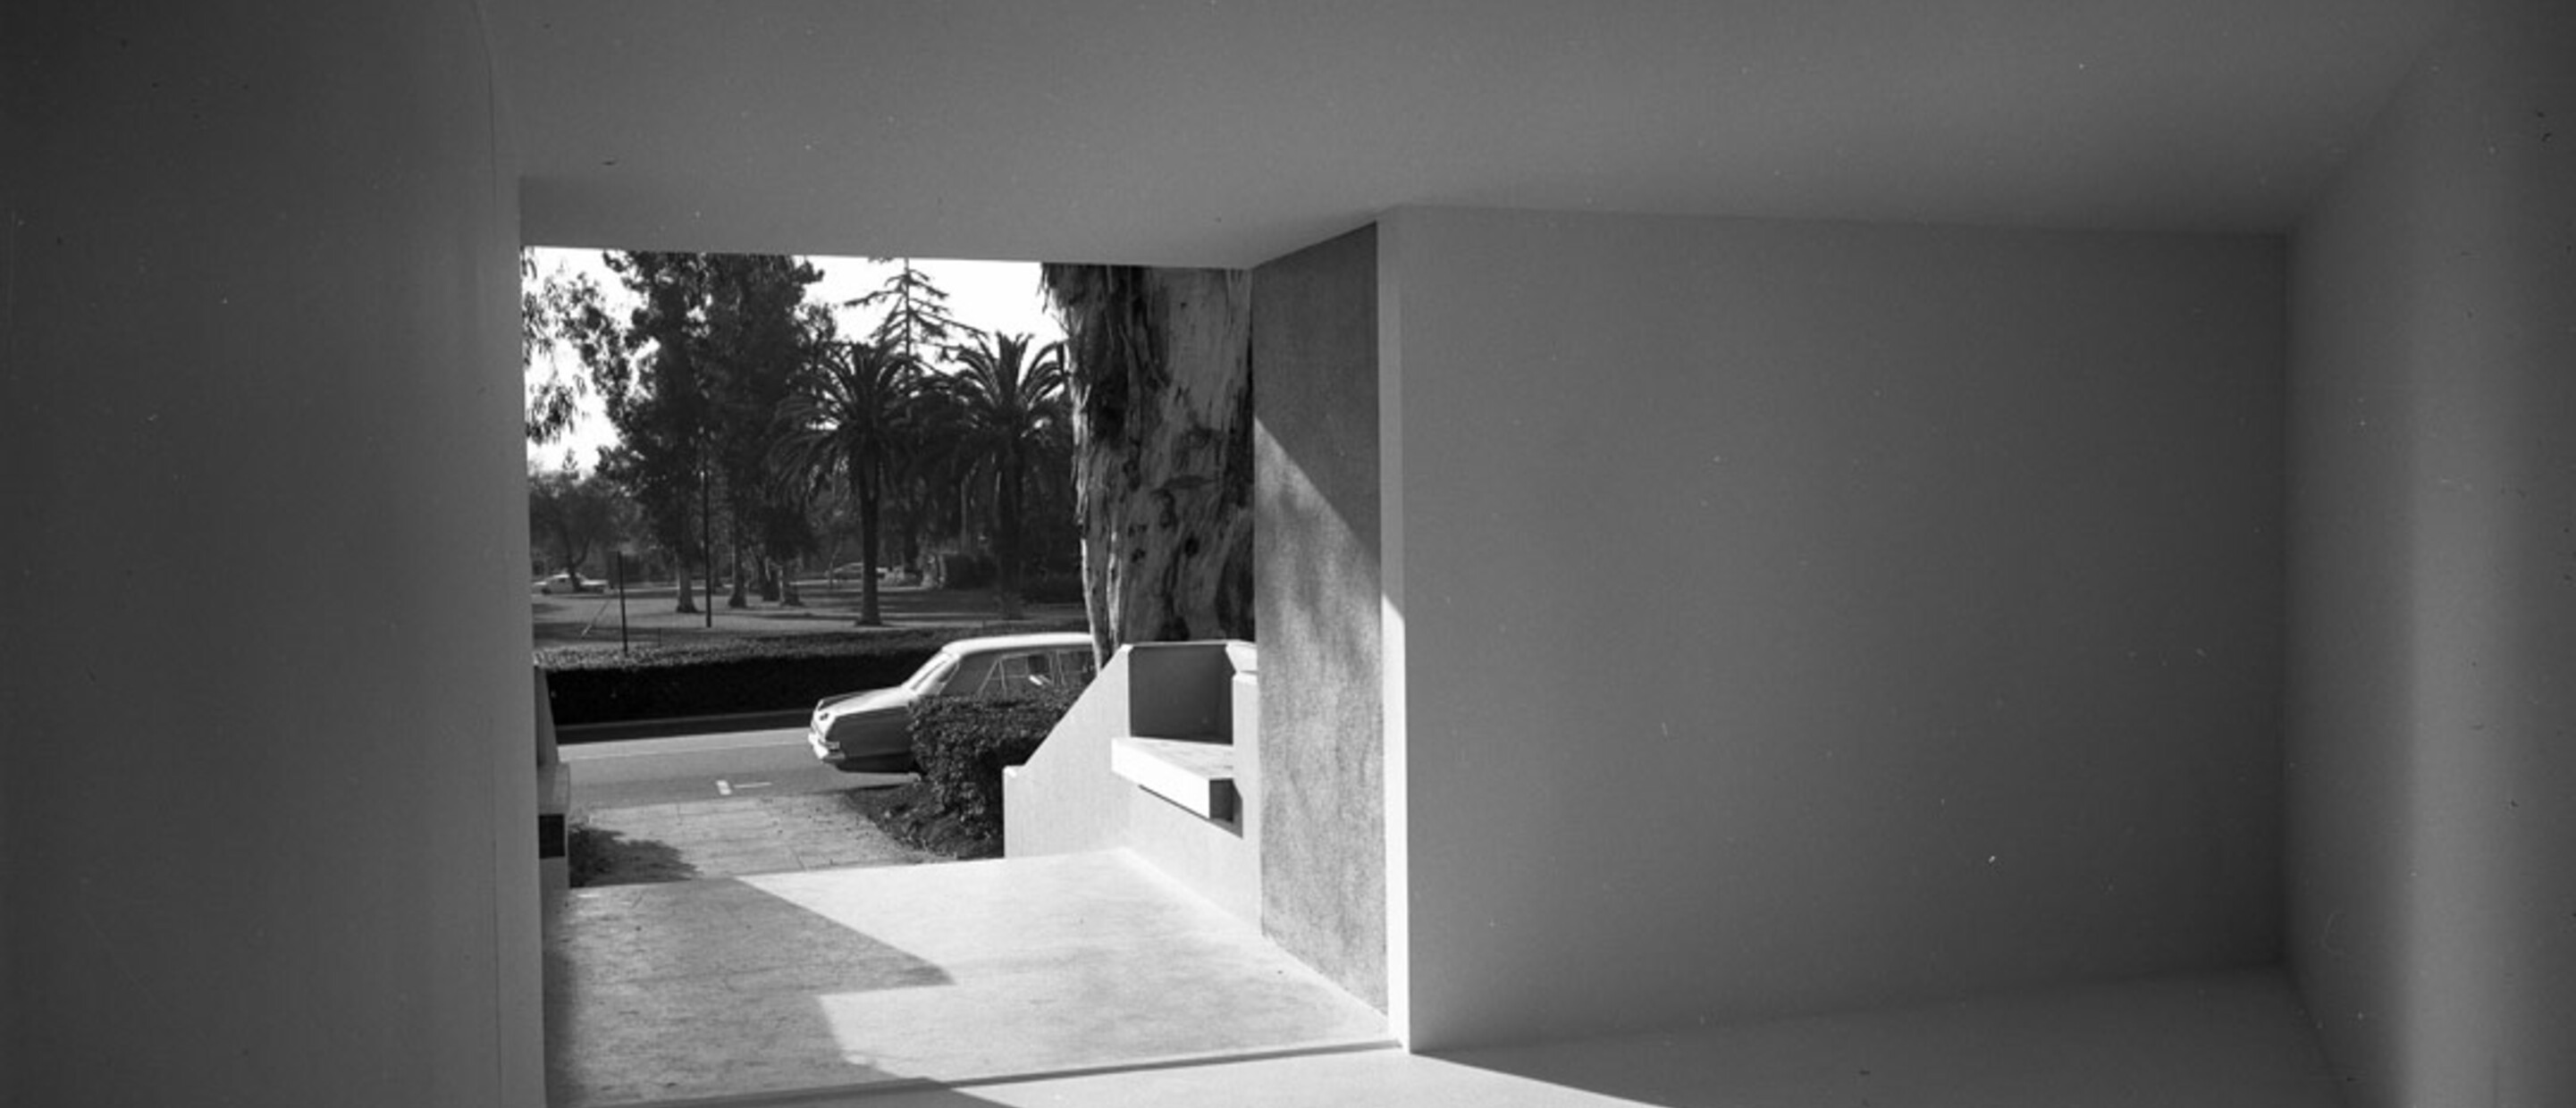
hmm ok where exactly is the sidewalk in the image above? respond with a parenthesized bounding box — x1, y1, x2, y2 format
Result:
(577, 790, 926, 882)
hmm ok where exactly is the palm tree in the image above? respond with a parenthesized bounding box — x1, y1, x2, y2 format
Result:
(944, 332, 1070, 618)
(774, 339, 919, 625)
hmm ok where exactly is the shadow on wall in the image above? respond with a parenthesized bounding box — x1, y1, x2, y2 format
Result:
(1249, 224, 1389, 1011)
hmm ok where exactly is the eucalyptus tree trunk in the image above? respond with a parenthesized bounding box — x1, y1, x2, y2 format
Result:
(1044, 266, 1254, 660)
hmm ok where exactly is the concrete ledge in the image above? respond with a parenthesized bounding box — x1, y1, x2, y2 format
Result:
(1112, 736, 1239, 824)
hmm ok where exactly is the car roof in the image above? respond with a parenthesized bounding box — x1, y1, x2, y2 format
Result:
(937, 632, 1096, 658)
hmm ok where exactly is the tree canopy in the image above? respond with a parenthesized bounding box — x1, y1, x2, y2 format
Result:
(945, 332, 1070, 618)
(526, 457, 623, 576)
(773, 338, 921, 625)
(573, 252, 821, 611)
(526, 251, 1086, 627)
(520, 250, 613, 444)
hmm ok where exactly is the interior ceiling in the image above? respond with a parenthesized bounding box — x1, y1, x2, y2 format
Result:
(492, 0, 2462, 268)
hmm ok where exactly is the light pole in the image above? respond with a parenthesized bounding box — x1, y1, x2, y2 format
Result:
(700, 446, 713, 629)
(614, 543, 632, 654)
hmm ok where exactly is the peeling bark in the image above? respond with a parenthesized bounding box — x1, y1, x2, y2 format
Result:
(1048, 266, 1254, 659)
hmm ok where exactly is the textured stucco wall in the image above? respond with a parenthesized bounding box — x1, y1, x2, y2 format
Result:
(1252, 226, 1386, 1010)
(1, 4, 539, 1104)
(2286, 1, 2576, 1103)
(1381, 206, 2286, 1049)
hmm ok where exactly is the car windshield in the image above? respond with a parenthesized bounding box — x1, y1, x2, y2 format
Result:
(904, 652, 958, 694)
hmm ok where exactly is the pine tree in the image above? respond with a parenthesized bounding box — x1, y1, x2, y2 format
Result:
(849, 259, 984, 372)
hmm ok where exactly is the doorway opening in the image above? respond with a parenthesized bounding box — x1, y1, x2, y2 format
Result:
(522, 248, 1371, 1106)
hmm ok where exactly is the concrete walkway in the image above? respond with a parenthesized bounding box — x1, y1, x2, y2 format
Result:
(579, 792, 925, 880)
(545, 850, 1390, 1107)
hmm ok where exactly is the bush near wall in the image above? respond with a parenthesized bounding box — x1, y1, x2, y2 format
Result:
(1019, 574, 1085, 605)
(909, 688, 1082, 841)
(538, 624, 1080, 726)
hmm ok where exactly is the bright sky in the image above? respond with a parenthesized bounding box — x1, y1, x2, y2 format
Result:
(524, 248, 1067, 474)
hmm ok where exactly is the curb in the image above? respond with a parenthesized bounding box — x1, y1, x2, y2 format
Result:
(556, 709, 812, 744)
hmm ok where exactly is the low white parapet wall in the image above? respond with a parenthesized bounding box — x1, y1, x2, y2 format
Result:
(1005, 641, 1260, 926)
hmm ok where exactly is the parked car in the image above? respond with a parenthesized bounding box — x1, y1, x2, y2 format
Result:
(829, 562, 905, 583)
(808, 632, 1099, 772)
(535, 572, 602, 594)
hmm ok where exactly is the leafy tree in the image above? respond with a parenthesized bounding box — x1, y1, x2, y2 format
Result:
(943, 332, 1071, 618)
(584, 252, 719, 613)
(526, 457, 621, 578)
(774, 339, 921, 625)
(696, 254, 823, 609)
(849, 259, 983, 373)
(520, 249, 612, 444)
(1041, 264, 1254, 658)
(579, 253, 817, 615)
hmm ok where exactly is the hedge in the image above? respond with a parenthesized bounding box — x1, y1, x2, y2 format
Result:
(908, 688, 1082, 840)
(538, 622, 1083, 726)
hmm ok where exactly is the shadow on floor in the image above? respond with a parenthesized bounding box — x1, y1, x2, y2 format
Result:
(547, 877, 950, 1106)
(545, 852, 1385, 1108)
(568, 824, 697, 887)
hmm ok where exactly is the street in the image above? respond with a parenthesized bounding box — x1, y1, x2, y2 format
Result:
(559, 726, 910, 809)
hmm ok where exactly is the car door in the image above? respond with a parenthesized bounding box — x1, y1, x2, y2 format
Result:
(1052, 648, 1099, 691)
(975, 651, 1061, 699)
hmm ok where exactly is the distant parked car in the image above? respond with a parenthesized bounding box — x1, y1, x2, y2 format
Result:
(808, 632, 1098, 773)
(535, 572, 602, 594)
(829, 562, 900, 583)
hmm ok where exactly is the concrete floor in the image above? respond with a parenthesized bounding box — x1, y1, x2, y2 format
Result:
(544, 850, 1390, 1107)
(733, 967, 2344, 1108)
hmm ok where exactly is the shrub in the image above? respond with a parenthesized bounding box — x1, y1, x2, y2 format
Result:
(1019, 573, 1085, 605)
(907, 688, 1082, 842)
(540, 633, 940, 726)
(933, 553, 998, 591)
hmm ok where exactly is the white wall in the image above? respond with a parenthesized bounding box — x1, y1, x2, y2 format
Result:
(1007, 643, 1263, 924)
(2286, 1, 2576, 1103)
(2, 3, 537, 1105)
(1379, 206, 2286, 1049)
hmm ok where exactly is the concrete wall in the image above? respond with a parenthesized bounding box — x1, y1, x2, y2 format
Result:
(1006, 643, 1262, 925)
(1250, 227, 1386, 1010)
(2285, 1, 2576, 1103)
(1, 4, 539, 1105)
(1378, 206, 2286, 1049)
